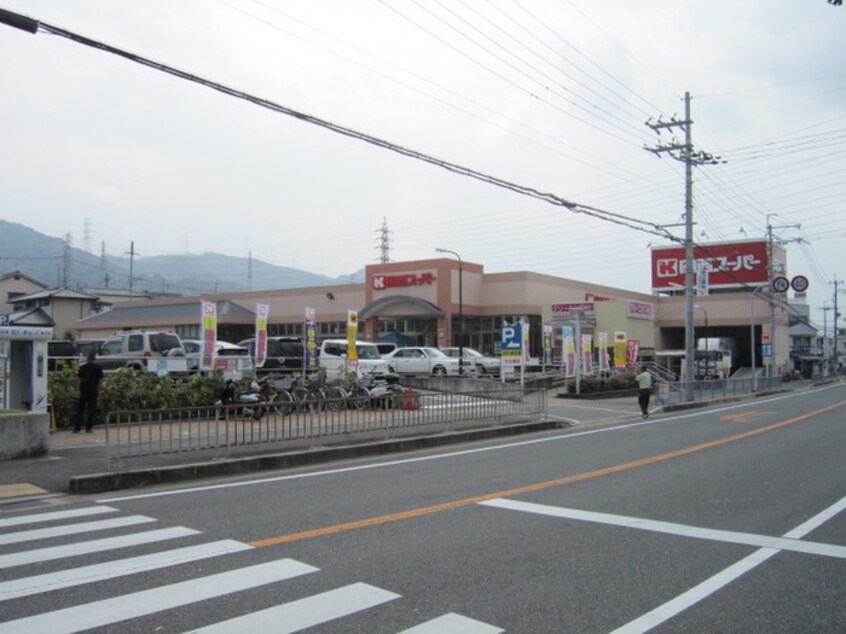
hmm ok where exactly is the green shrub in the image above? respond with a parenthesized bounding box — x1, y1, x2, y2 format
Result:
(48, 369, 237, 428)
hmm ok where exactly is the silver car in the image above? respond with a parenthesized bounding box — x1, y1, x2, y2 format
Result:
(440, 347, 500, 376)
(384, 346, 474, 376)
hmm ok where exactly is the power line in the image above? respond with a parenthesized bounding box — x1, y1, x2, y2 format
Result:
(0, 8, 678, 244)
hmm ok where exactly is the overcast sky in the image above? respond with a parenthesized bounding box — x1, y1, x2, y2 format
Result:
(1, 1, 843, 329)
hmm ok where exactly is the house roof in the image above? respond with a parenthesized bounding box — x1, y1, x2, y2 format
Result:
(0, 307, 55, 327)
(789, 322, 817, 337)
(13, 287, 100, 302)
(76, 300, 255, 325)
(0, 270, 48, 288)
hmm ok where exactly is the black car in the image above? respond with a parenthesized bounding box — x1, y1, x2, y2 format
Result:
(237, 337, 305, 372)
(47, 340, 78, 372)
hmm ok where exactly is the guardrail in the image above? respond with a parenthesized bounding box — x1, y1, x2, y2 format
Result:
(105, 387, 547, 467)
(658, 376, 783, 405)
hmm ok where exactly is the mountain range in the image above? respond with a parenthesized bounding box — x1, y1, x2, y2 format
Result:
(0, 220, 363, 295)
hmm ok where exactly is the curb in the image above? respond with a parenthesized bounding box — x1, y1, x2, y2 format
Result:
(69, 420, 565, 494)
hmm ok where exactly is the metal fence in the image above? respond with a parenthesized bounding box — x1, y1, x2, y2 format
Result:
(105, 387, 547, 466)
(658, 376, 783, 405)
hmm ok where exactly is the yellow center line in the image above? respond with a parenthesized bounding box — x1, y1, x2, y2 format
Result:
(248, 399, 846, 548)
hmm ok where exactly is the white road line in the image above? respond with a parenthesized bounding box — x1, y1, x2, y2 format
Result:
(399, 612, 504, 633)
(0, 505, 118, 528)
(0, 515, 156, 545)
(0, 540, 251, 601)
(479, 499, 846, 560)
(0, 526, 199, 569)
(608, 494, 846, 633)
(186, 582, 399, 633)
(99, 385, 841, 504)
(0, 558, 319, 634)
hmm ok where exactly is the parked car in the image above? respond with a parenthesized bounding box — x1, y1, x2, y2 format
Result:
(47, 340, 78, 372)
(375, 342, 399, 357)
(96, 330, 187, 373)
(319, 339, 391, 380)
(237, 336, 304, 373)
(183, 339, 253, 376)
(383, 346, 474, 376)
(75, 339, 105, 358)
(441, 347, 500, 375)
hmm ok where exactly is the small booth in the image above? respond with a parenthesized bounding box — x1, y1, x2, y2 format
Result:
(0, 309, 53, 459)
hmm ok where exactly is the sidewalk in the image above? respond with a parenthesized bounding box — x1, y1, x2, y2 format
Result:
(0, 381, 817, 502)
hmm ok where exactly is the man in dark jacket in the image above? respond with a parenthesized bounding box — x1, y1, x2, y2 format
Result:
(74, 352, 105, 433)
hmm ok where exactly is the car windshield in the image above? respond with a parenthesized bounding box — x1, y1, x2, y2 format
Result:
(150, 334, 182, 353)
(464, 349, 483, 358)
(423, 348, 447, 358)
(356, 345, 381, 360)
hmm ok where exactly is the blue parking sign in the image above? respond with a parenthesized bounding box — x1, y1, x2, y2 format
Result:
(501, 324, 522, 350)
(761, 343, 772, 357)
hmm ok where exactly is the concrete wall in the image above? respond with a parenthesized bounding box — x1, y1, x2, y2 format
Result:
(0, 412, 49, 459)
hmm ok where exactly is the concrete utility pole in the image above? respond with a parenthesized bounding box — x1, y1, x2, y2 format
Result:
(645, 91, 723, 401)
(126, 241, 137, 300)
(832, 274, 841, 372)
(821, 304, 831, 377)
(766, 215, 801, 376)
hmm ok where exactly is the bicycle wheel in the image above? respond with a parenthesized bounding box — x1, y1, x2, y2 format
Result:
(350, 385, 371, 410)
(325, 386, 347, 412)
(272, 390, 294, 416)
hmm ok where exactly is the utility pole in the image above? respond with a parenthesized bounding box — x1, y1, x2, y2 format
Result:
(126, 241, 137, 300)
(766, 215, 801, 377)
(832, 274, 842, 372)
(645, 91, 723, 401)
(247, 250, 253, 291)
(821, 304, 831, 377)
(61, 233, 72, 288)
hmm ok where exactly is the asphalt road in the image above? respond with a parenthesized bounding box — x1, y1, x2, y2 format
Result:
(1, 382, 844, 632)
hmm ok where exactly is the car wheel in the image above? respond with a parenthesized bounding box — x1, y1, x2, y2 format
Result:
(432, 366, 447, 376)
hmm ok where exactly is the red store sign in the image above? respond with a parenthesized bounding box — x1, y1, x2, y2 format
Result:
(372, 272, 436, 290)
(651, 240, 769, 290)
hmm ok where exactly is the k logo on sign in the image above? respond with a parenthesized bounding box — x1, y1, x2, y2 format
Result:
(657, 259, 678, 277)
(372, 275, 386, 290)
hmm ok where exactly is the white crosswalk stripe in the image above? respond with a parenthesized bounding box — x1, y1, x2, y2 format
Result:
(0, 539, 251, 600)
(0, 515, 156, 545)
(0, 505, 503, 633)
(1, 559, 320, 634)
(0, 526, 199, 568)
(399, 612, 505, 633)
(187, 582, 400, 633)
(0, 505, 118, 528)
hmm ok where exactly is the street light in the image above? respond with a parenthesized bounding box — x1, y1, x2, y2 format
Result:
(435, 248, 463, 374)
(695, 304, 709, 379)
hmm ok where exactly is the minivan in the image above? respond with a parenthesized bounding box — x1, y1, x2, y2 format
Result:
(319, 339, 390, 380)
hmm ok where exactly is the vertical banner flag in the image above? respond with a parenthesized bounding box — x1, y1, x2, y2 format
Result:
(304, 307, 318, 372)
(614, 331, 627, 368)
(346, 310, 359, 369)
(563, 326, 576, 377)
(522, 321, 531, 363)
(627, 339, 640, 368)
(255, 304, 269, 368)
(543, 324, 553, 366)
(200, 301, 217, 372)
(598, 332, 609, 372)
(581, 334, 593, 375)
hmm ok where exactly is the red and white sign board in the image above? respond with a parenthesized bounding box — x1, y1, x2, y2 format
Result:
(651, 240, 769, 291)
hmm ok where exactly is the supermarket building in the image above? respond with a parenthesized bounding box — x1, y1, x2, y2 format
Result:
(75, 240, 792, 376)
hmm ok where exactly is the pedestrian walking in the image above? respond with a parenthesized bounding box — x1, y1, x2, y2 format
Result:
(74, 352, 105, 433)
(636, 366, 652, 419)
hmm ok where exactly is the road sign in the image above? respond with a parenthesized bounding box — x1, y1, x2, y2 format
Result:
(772, 276, 790, 293)
(761, 333, 771, 344)
(791, 275, 809, 292)
(501, 324, 523, 365)
(761, 343, 773, 357)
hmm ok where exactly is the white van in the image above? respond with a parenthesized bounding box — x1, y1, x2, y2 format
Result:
(319, 339, 391, 380)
